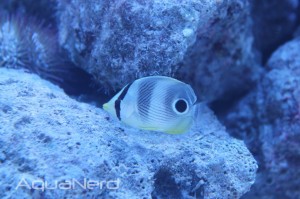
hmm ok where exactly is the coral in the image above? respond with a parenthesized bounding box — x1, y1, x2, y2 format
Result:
(0, 0, 57, 28)
(225, 37, 300, 199)
(57, 0, 260, 101)
(0, 14, 62, 81)
(0, 11, 105, 103)
(0, 68, 257, 199)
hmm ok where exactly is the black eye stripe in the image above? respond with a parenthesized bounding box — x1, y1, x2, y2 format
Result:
(115, 83, 132, 120)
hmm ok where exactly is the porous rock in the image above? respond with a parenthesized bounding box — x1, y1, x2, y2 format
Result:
(57, 0, 260, 101)
(0, 68, 257, 199)
(225, 38, 300, 199)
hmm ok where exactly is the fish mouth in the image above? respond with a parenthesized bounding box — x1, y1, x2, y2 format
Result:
(103, 103, 109, 111)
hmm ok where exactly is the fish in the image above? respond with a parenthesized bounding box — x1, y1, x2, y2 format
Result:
(103, 76, 197, 134)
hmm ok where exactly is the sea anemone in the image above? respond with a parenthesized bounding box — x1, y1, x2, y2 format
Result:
(0, 12, 64, 83)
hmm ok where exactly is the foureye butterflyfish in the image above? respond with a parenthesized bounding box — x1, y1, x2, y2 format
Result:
(103, 76, 197, 134)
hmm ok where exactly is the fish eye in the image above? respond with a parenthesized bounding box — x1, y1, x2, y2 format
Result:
(173, 99, 189, 114)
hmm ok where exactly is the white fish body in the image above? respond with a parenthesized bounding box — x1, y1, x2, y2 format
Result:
(103, 76, 197, 134)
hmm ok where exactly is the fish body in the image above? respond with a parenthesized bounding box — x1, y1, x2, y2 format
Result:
(103, 76, 197, 134)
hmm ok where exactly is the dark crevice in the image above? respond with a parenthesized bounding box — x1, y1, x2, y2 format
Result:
(250, 0, 300, 65)
(151, 168, 182, 199)
(36, 62, 112, 107)
(209, 87, 251, 120)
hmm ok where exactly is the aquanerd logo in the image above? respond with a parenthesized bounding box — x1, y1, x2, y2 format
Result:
(15, 177, 120, 191)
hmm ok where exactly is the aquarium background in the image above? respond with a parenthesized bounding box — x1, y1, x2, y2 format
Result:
(0, 0, 299, 198)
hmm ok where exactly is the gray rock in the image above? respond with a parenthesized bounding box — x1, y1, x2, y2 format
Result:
(225, 38, 300, 199)
(57, 0, 260, 101)
(0, 68, 257, 199)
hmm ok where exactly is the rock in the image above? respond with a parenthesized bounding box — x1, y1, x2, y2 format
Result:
(57, 0, 260, 101)
(0, 68, 257, 199)
(250, 0, 299, 63)
(225, 38, 300, 198)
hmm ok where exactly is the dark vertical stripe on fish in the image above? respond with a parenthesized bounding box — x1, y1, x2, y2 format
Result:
(115, 83, 132, 120)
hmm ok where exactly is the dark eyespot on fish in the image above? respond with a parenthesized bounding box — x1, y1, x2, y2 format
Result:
(103, 76, 197, 134)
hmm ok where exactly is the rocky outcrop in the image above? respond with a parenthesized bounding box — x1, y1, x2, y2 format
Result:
(0, 68, 257, 199)
(57, 0, 260, 101)
(225, 38, 300, 199)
